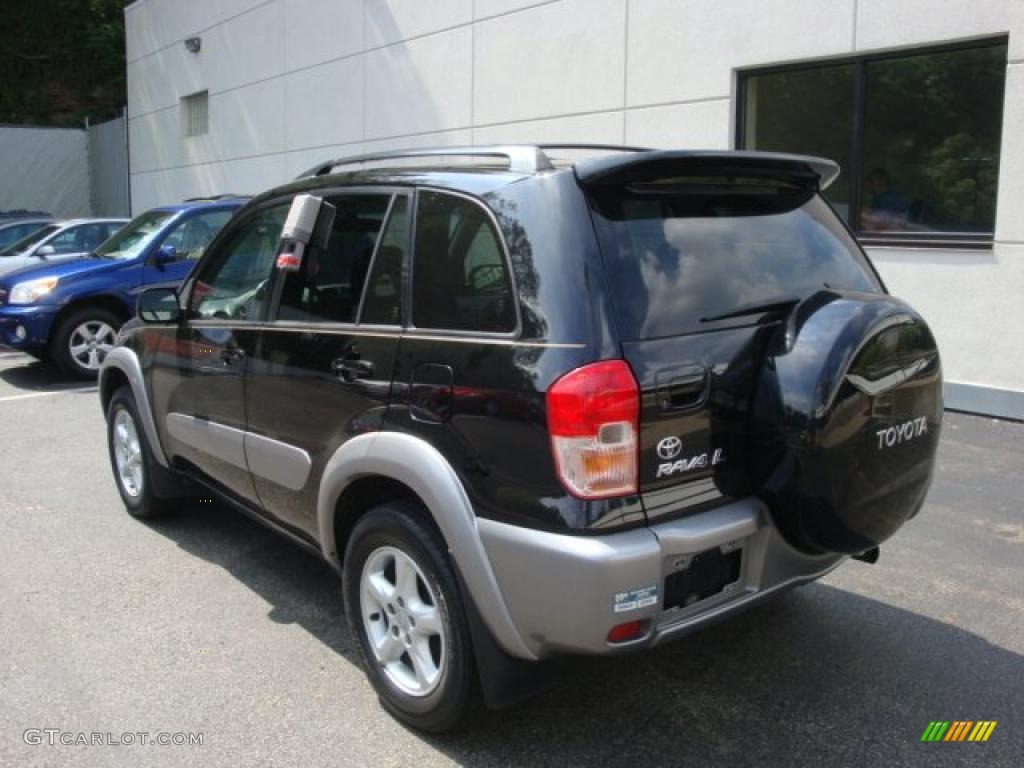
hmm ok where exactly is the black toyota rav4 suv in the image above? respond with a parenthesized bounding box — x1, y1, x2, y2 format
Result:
(99, 145, 941, 731)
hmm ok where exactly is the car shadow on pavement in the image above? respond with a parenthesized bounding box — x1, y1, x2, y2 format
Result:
(147, 500, 1023, 767)
(146, 499, 357, 661)
(0, 356, 91, 392)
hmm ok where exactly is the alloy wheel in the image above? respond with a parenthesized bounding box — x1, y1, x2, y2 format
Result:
(68, 320, 116, 371)
(112, 408, 144, 498)
(360, 546, 446, 697)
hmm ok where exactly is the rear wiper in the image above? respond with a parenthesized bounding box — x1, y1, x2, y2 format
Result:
(701, 296, 800, 323)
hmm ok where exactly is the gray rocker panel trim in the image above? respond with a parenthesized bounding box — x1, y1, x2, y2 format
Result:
(100, 347, 168, 467)
(245, 431, 312, 491)
(166, 413, 313, 491)
(317, 431, 537, 661)
(166, 413, 248, 469)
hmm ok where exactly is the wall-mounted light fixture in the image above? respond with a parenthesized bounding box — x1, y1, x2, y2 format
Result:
(184, 37, 201, 54)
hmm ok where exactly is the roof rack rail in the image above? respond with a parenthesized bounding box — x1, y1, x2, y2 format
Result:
(296, 144, 652, 179)
(181, 193, 251, 202)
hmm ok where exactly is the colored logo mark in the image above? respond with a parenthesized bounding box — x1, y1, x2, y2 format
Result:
(921, 721, 997, 742)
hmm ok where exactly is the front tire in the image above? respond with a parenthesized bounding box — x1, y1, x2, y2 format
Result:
(52, 306, 121, 379)
(105, 385, 181, 519)
(343, 502, 478, 732)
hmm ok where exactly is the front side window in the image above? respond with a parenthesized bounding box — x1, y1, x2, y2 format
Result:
(412, 191, 515, 333)
(277, 193, 391, 324)
(47, 227, 86, 254)
(189, 205, 287, 321)
(160, 209, 235, 261)
(740, 39, 1007, 242)
(47, 223, 109, 254)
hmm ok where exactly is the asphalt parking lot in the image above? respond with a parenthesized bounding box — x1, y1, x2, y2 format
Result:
(0, 350, 1020, 768)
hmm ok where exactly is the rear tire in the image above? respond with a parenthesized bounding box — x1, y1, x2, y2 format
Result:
(52, 306, 121, 379)
(106, 385, 183, 519)
(343, 501, 479, 732)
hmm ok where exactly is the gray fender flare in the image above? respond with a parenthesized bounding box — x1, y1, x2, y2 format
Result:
(317, 431, 537, 661)
(99, 347, 169, 468)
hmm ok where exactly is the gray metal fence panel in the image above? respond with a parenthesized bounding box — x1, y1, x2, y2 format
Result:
(0, 124, 91, 217)
(88, 114, 130, 217)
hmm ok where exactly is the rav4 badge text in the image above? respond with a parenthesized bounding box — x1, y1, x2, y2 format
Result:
(655, 440, 726, 479)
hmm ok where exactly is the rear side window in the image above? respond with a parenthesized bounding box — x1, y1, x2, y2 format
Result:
(589, 183, 880, 340)
(360, 195, 409, 326)
(277, 193, 391, 324)
(412, 190, 516, 334)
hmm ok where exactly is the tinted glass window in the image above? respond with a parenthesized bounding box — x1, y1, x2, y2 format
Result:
(412, 191, 515, 333)
(161, 209, 235, 261)
(743, 64, 855, 222)
(860, 45, 1006, 234)
(741, 40, 1007, 237)
(190, 206, 287, 321)
(277, 194, 391, 324)
(360, 195, 408, 326)
(590, 184, 880, 340)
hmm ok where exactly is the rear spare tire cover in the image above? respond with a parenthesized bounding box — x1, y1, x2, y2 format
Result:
(750, 290, 942, 555)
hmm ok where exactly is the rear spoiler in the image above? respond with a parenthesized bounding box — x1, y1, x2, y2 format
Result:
(574, 150, 840, 191)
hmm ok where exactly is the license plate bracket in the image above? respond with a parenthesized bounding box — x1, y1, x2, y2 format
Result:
(663, 546, 743, 610)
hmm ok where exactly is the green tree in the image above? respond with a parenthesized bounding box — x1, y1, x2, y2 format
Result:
(0, 0, 128, 126)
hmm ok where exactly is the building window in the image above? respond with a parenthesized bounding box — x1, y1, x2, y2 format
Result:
(181, 90, 209, 137)
(739, 38, 1008, 246)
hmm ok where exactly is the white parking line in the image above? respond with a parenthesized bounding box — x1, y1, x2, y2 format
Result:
(0, 388, 97, 403)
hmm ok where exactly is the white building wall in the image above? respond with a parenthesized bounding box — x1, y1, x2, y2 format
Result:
(125, 0, 1024, 415)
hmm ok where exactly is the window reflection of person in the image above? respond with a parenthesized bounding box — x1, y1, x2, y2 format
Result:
(861, 168, 910, 231)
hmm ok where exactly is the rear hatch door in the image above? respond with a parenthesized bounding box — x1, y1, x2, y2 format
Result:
(579, 152, 884, 522)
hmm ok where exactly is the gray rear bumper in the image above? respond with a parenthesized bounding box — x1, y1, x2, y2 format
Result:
(478, 497, 843, 658)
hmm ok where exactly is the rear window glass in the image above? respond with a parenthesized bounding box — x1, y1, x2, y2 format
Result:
(589, 184, 880, 340)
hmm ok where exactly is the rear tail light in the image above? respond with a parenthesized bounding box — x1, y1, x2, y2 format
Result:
(546, 359, 639, 499)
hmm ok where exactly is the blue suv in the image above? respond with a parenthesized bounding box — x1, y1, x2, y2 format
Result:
(0, 198, 246, 377)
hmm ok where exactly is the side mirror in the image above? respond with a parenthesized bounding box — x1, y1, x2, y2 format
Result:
(36, 244, 56, 258)
(153, 244, 177, 265)
(138, 287, 180, 324)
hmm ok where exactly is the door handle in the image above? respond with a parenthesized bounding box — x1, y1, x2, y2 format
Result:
(220, 347, 245, 365)
(658, 365, 708, 411)
(332, 356, 374, 381)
